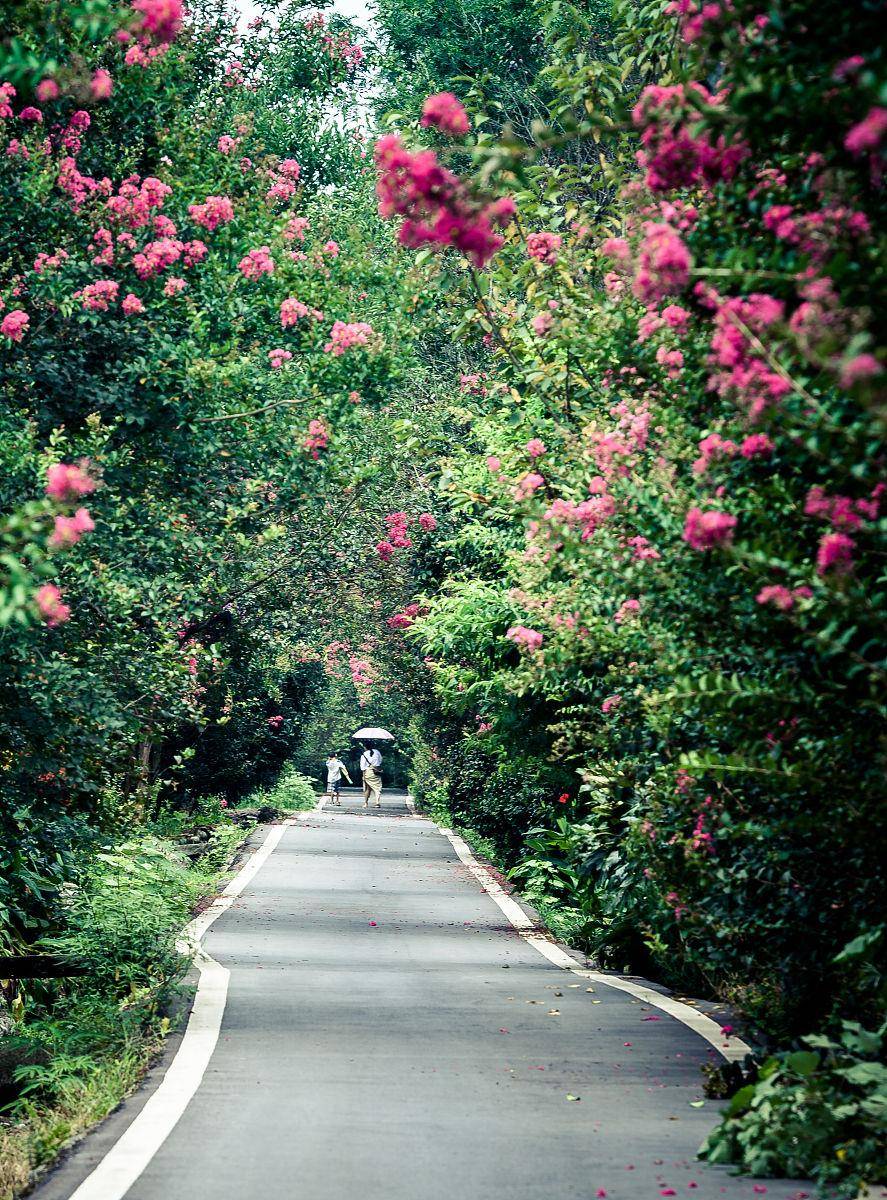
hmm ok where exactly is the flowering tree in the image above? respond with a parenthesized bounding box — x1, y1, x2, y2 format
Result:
(371, 0, 886, 1189)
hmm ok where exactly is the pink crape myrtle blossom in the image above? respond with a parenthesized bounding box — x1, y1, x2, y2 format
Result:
(526, 232, 562, 264)
(525, 438, 547, 458)
(268, 348, 292, 370)
(756, 585, 812, 612)
(615, 598, 641, 624)
(280, 297, 320, 326)
(740, 433, 774, 458)
(385, 511, 412, 548)
(486, 455, 502, 473)
(238, 246, 274, 280)
(844, 107, 887, 156)
(532, 311, 553, 336)
(46, 463, 95, 502)
(599, 236, 631, 265)
(163, 276, 186, 296)
(633, 223, 692, 304)
(631, 83, 747, 191)
(601, 694, 622, 714)
(106, 175, 171, 228)
(36, 78, 59, 102)
(217, 134, 238, 154)
(0, 82, 16, 118)
(804, 484, 882, 531)
(374, 133, 514, 269)
(36, 583, 70, 627)
(708, 293, 790, 421)
(656, 345, 684, 377)
(283, 215, 310, 242)
(816, 532, 855, 576)
(19, 106, 43, 122)
(91, 69, 113, 99)
(418, 512, 437, 531)
(514, 472, 544, 500)
(188, 194, 234, 231)
(323, 320, 375, 355)
(303, 418, 329, 458)
(1, 309, 29, 342)
(683, 507, 737, 551)
(121, 292, 145, 315)
(838, 353, 882, 387)
(693, 433, 738, 476)
(420, 92, 470, 136)
(375, 540, 395, 562)
(78, 280, 119, 311)
(131, 0, 183, 43)
(49, 507, 94, 549)
(506, 625, 543, 652)
(627, 535, 661, 561)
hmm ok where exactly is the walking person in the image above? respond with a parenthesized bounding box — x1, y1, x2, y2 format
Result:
(359, 743, 383, 809)
(325, 752, 352, 805)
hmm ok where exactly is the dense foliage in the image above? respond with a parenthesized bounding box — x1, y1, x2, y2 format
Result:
(369, 0, 886, 1190)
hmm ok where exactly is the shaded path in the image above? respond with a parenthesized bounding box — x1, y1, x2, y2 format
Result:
(35, 792, 806, 1200)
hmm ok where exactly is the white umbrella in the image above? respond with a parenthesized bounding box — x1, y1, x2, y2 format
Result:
(351, 726, 395, 741)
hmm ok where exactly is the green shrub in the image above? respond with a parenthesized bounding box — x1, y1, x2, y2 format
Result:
(701, 1021, 887, 1198)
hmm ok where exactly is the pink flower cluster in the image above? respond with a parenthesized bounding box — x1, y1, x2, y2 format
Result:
(374, 134, 515, 269)
(49, 507, 94, 548)
(707, 292, 790, 421)
(323, 320, 374, 355)
(238, 246, 275, 280)
(106, 174, 171, 228)
(631, 83, 747, 192)
(420, 92, 470, 137)
(683, 507, 737, 551)
(1, 309, 29, 342)
(632, 222, 692, 305)
(527, 232, 562, 264)
(188, 195, 234, 231)
(418, 512, 437, 531)
(266, 158, 301, 204)
(283, 216, 310, 242)
(387, 602, 425, 630)
(756, 584, 812, 612)
(614, 598, 641, 624)
(804, 484, 882, 576)
(78, 279, 119, 311)
(36, 583, 70, 627)
(804, 484, 881, 531)
(637, 303, 690, 341)
(131, 0, 182, 43)
(46, 462, 96, 502)
(280, 297, 323, 327)
(304, 418, 329, 458)
(627, 535, 661, 561)
(506, 625, 543, 652)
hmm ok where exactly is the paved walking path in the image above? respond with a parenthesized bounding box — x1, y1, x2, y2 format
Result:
(35, 792, 806, 1200)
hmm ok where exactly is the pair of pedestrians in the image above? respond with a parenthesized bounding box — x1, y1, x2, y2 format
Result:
(325, 746, 383, 807)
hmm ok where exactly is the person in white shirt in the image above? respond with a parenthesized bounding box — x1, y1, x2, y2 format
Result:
(325, 753, 352, 805)
(359, 745, 383, 808)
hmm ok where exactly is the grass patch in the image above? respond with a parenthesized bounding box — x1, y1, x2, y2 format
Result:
(236, 763, 317, 813)
(0, 811, 249, 1200)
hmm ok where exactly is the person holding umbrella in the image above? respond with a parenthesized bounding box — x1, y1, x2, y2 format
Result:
(359, 742, 383, 808)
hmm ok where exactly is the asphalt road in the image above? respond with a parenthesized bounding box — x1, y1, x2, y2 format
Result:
(35, 791, 808, 1200)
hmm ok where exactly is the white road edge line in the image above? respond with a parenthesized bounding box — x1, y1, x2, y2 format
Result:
(66, 800, 325, 1200)
(424, 811, 750, 1063)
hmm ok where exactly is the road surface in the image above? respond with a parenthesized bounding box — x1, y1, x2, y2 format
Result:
(34, 791, 807, 1200)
